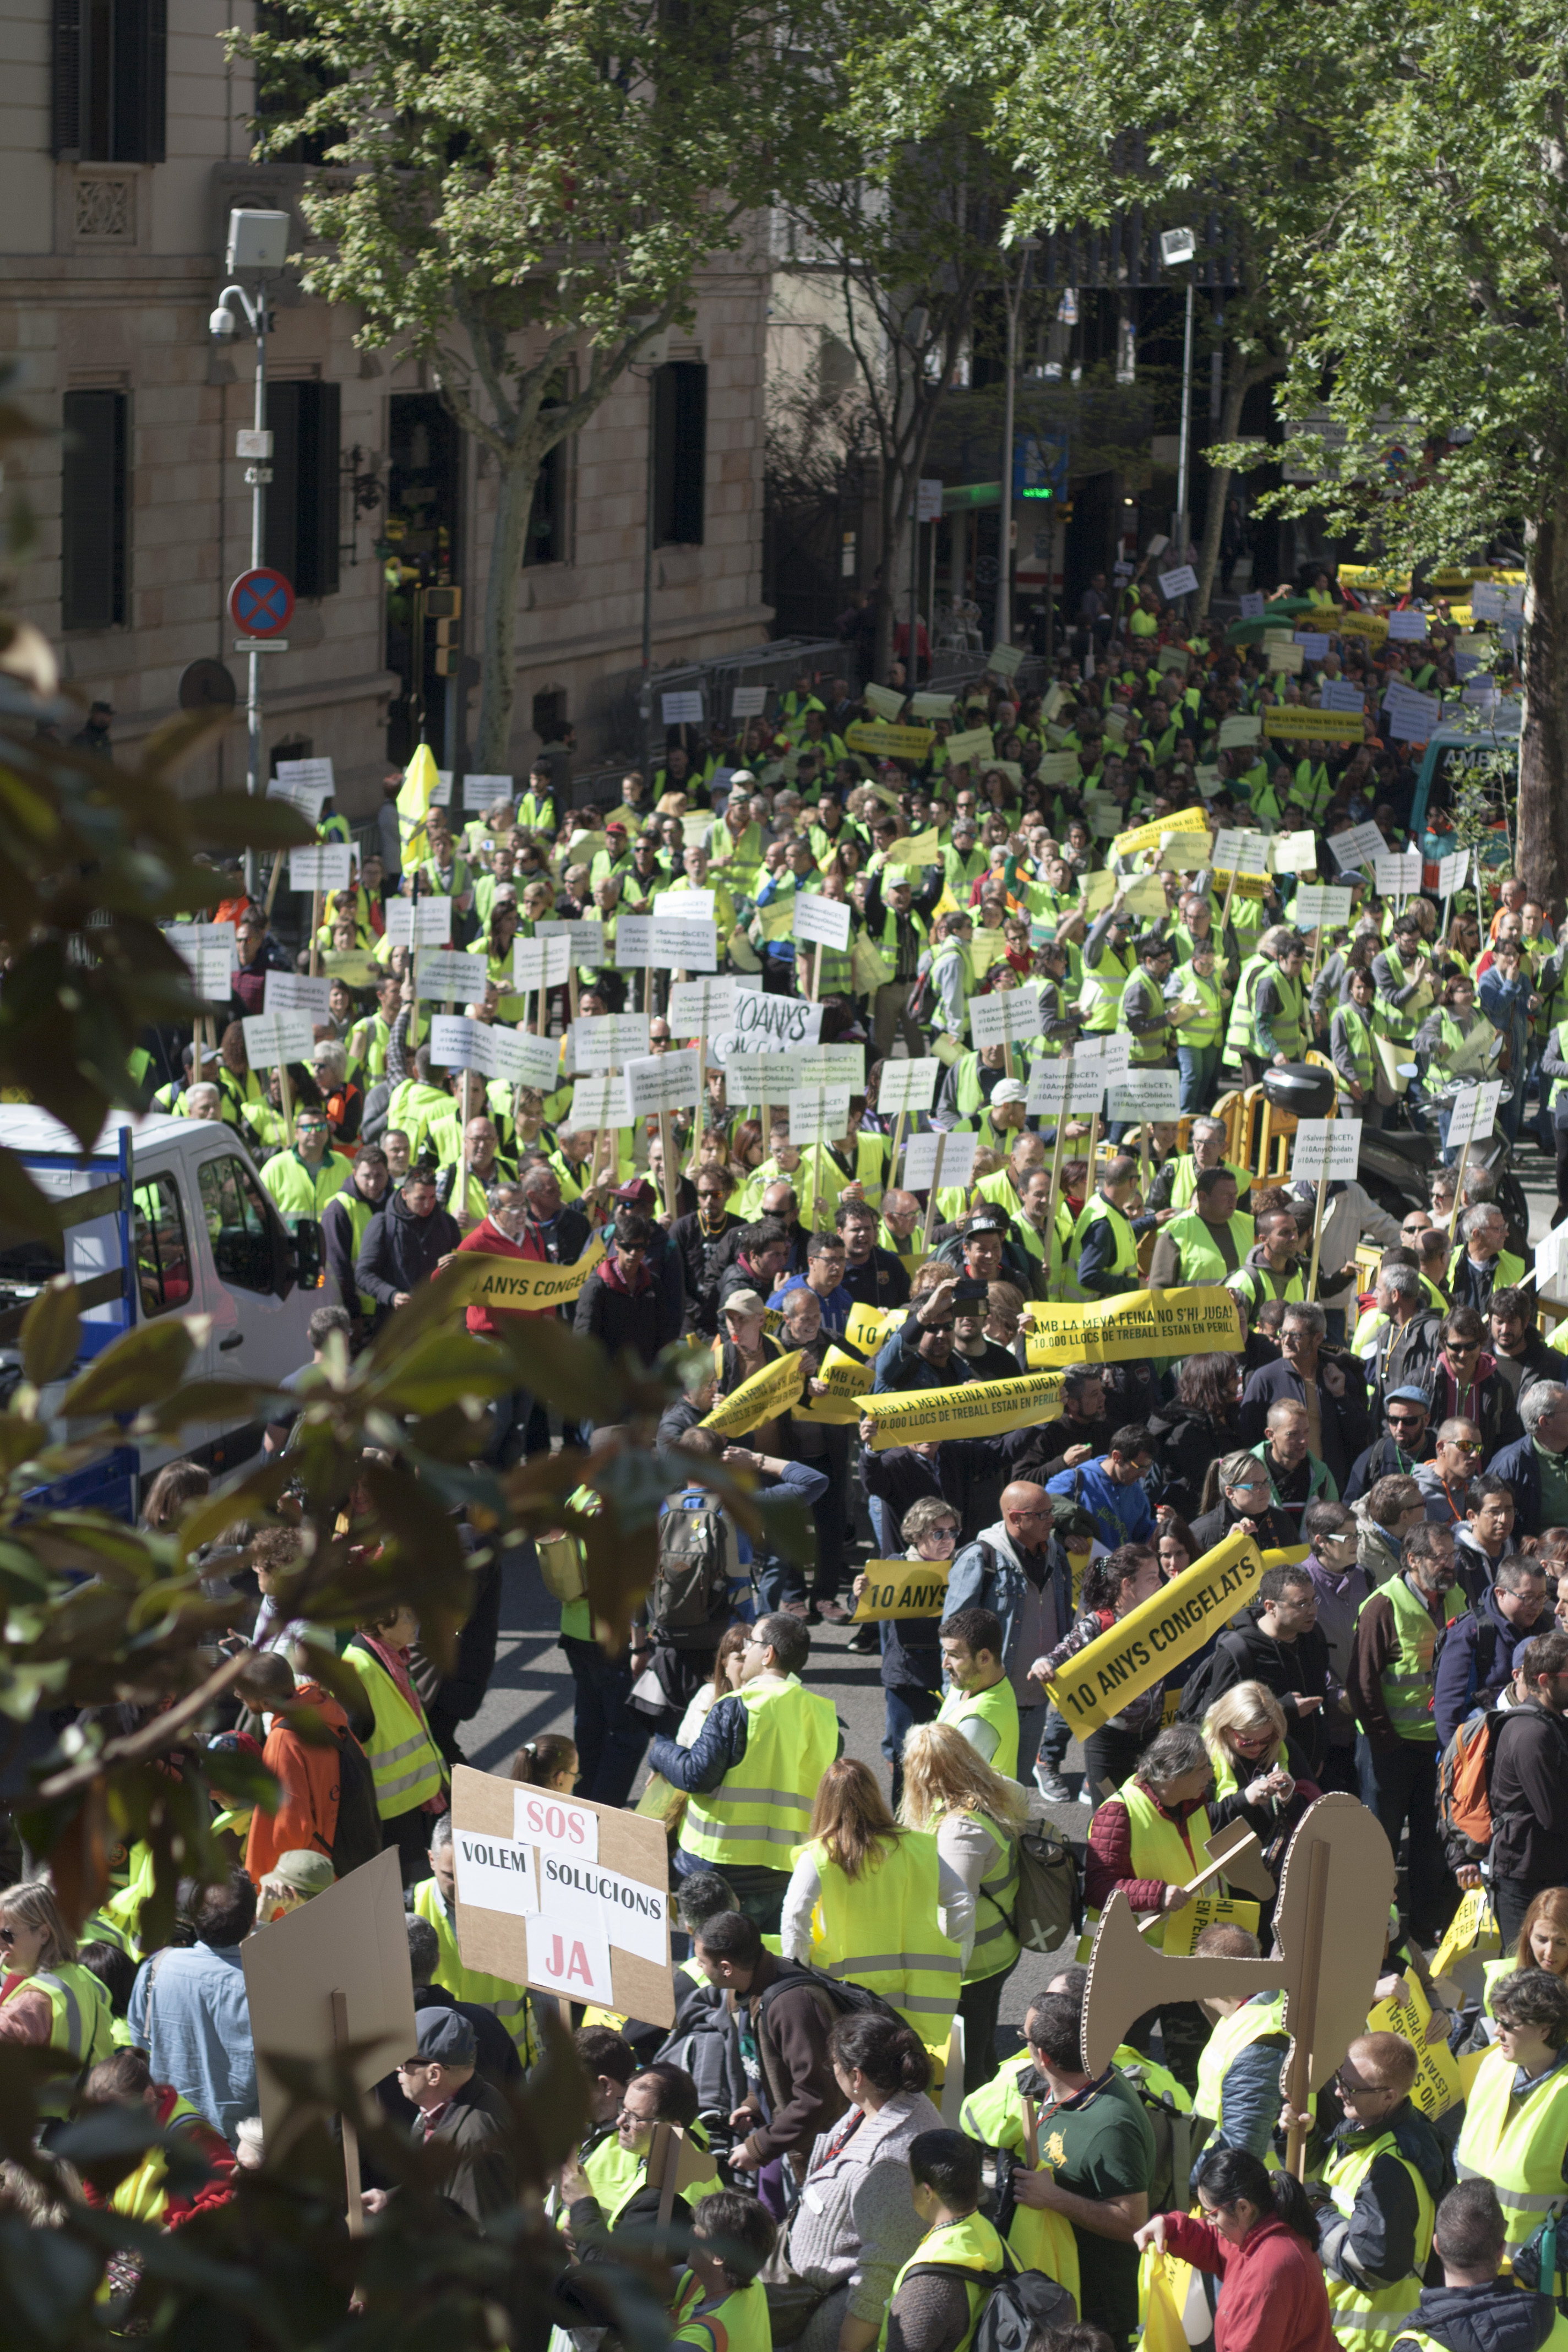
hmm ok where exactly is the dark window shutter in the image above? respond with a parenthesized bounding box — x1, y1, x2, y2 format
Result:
(654, 362, 706, 547)
(263, 382, 301, 587)
(110, 0, 165, 160)
(61, 389, 127, 631)
(52, 0, 80, 155)
(297, 379, 340, 597)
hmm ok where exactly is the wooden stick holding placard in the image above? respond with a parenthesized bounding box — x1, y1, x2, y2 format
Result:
(1305, 1177, 1327, 1302)
(330, 1989, 365, 2235)
(658, 1108, 678, 1223)
(889, 1107, 909, 1195)
(1041, 1101, 1070, 1293)
(309, 889, 323, 979)
(921, 1130, 948, 1249)
(1447, 1136, 1471, 1243)
(264, 848, 287, 918)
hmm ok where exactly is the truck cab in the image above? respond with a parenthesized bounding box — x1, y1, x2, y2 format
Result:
(0, 1108, 322, 1519)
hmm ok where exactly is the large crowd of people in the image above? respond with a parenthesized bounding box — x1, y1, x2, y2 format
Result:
(8, 559, 1568, 2352)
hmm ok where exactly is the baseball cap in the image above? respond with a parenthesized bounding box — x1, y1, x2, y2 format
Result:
(606, 819, 628, 836)
(268, 1850, 336, 1897)
(1385, 1386, 1430, 1407)
(728, 769, 758, 788)
(965, 1210, 1009, 1238)
(614, 1177, 658, 1207)
(884, 865, 911, 886)
(990, 1078, 1028, 1106)
(723, 1288, 767, 1318)
(416, 2010, 478, 2067)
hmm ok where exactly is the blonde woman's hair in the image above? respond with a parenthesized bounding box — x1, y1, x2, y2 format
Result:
(1202, 1678, 1288, 1767)
(807, 1758, 901, 1883)
(897, 1723, 1031, 1835)
(0, 1879, 78, 1972)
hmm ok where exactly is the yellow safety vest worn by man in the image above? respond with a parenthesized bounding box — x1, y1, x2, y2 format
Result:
(583, 2117, 723, 2228)
(1317, 2110, 1440, 2352)
(1455, 2043, 1568, 2251)
(1193, 1990, 1293, 2166)
(660, 1670, 840, 1881)
(412, 1876, 538, 2067)
(671, 2266, 773, 2352)
(937, 1677, 1020, 1781)
(801, 1828, 964, 2055)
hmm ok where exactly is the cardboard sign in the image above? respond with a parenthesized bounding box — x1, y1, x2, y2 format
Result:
(452, 1763, 672, 2026)
(1436, 850, 1471, 897)
(571, 1013, 651, 1070)
(241, 1849, 417, 2147)
(901, 827, 944, 867)
(1290, 1118, 1363, 1180)
(910, 692, 955, 720)
(265, 973, 331, 1021)
(1108, 1070, 1181, 1122)
(567, 1077, 622, 1129)
(1387, 609, 1429, 641)
(1267, 640, 1306, 674)
(1445, 1079, 1505, 1150)
(1293, 631, 1331, 660)
(417, 950, 489, 1001)
(988, 641, 1024, 679)
(1211, 830, 1270, 877)
(793, 894, 852, 952)
(732, 685, 767, 718)
(624, 1047, 701, 1118)
(429, 1017, 558, 1090)
(242, 1010, 314, 1068)
(1366, 1973, 1463, 2119)
(385, 897, 452, 948)
(290, 846, 353, 893)
(789, 1084, 852, 1144)
(852, 1559, 952, 1621)
(1239, 591, 1265, 618)
(668, 976, 738, 1031)
(1293, 885, 1354, 928)
(945, 726, 997, 766)
(662, 691, 705, 726)
(902, 1128, 977, 1192)
(863, 682, 907, 722)
(875, 1058, 940, 1115)
(715, 990, 825, 1056)
(1374, 850, 1424, 896)
(613, 916, 652, 970)
(969, 983, 1043, 1048)
(1217, 715, 1262, 749)
(513, 935, 572, 991)
(267, 774, 331, 823)
(656, 889, 715, 925)
(650, 918, 717, 970)
(1158, 564, 1199, 598)
(1027, 1058, 1117, 1117)
(1321, 679, 1368, 714)
(537, 918, 606, 965)
(1330, 821, 1387, 873)
(1383, 687, 1441, 737)
(845, 721, 935, 761)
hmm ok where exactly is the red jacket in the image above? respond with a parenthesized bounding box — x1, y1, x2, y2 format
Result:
(1086, 1780, 1211, 1917)
(451, 1217, 551, 1333)
(1162, 2212, 1340, 2352)
(81, 2083, 236, 2229)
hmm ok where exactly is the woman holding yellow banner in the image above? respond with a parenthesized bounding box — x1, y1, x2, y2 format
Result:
(1032, 1545, 1167, 1800)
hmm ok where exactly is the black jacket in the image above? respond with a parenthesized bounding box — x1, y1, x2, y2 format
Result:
(1142, 1403, 1240, 1520)
(1190, 1496, 1300, 1560)
(1238, 1357, 1371, 1493)
(1202, 1614, 1338, 1774)
(1489, 1700, 1568, 1885)
(841, 1247, 912, 1311)
(356, 1194, 462, 1321)
(1343, 1428, 1436, 1506)
(1390, 2279, 1563, 2352)
(417, 2073, 518, 2226)
(669, 1207, 745, 1336)
(573, 1265, 662, 1360)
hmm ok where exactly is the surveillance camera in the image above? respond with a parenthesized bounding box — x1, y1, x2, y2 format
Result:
(209, 306, 238, 340)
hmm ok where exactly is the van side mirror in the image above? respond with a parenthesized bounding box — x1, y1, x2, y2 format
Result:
(291, 1217, 324, 1291)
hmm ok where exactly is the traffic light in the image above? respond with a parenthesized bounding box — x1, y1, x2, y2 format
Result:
(426, 586, 462, 620)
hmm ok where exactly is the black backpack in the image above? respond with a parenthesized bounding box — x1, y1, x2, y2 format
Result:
(754, 1959, 906, 2035)
(649, 1494, 734, 1647)
(906, 2244, 1074, 2352)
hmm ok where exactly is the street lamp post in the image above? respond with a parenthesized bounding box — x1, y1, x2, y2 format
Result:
(995, 238, 1038, 657)
(1160, 226, 1198, 567)
(210, 207, 290, 891)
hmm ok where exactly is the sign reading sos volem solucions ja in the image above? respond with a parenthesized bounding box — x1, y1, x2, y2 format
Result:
(228, 567, 295, 638)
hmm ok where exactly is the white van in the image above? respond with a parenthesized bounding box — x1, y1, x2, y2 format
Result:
(0, 1108, 322, 1518)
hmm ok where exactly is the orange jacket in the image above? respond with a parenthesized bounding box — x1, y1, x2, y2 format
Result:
(245, 1682, 355, 1884)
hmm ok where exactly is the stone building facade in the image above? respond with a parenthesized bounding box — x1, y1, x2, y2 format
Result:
(0, 0, 771, 812)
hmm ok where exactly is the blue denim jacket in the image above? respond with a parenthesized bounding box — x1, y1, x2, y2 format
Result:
(941, 1520, 1074, 1680)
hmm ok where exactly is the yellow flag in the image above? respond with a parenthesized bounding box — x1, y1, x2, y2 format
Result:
(399, 743, 440, 865)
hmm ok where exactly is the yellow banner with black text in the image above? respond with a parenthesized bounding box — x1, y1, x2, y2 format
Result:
(448, 1242, 605, 1311)
(1048, 1528, 1264, 1738)
(859, 1366, 1064, 1451)
(1023, 1285, 1242, 1366)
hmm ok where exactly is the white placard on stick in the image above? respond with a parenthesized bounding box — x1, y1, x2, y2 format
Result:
(275, 755, 335, 796)
(567, 1077, 622, 1129)
(418, 949, 489, 1001)
(788, 1085, 852, 1145)
(537, 918, 606, 965)
(655, 889, 715, 926)
(1270, 831, 1319, 875)
(1211, 829, 1270, 876)
(792, 894, 852, 952)
(1321, 679, 1367, 714)
(863, 683, 906, 722)
(429, 1015, 556, 1087)
(242, 1010, 314, 1069)
(873, 1058, 940, 1116)
(614, 916, 651, 970)
(903, 1128, 977, 1192)
(1218, 715, 1262, 750)
(1291, 1118, 1363, 1181)
(1534, 1220, 1568, 1301)
(969, 984, 1043, 1048)
(650, 917, 717, 971)
(801, 1046, 865, 1089)
(668, 976, 738, 1032)
(1436, 851, 1470, 897)
(1293, 631, 1331, 661)
(1076, 1035, 1133, 1085)
(732, 685, 767, 719)
(1027, 1059, 1114, 1117)
(1108, 1070, 1182, 1122)
(661, 691, 705, 726)
(290, 846, 353, 894)
(165, 920, 237, 960)
(385, 897, 452, 949)
(571, 1013, 651, 1070)
(1294, 885, 1354, 928)
(265, 972, 331, 1021)
(513, 935, 572, 991)
(183, 948, 233, 1000)
(1383, 688, 1441, 737)
(462, 773, 513, 810)
(1239, 591, 1266, 619)
(1158, 564, 1199, 598)
(1331, 822, 1387, 873)
(624, 1048, 701, 1119)
(1374, 850, 1424, 896)
(1387, 609, 1429, 641)
(1445, 1080, 1505, 1151)
(718, 992, 824, 1054)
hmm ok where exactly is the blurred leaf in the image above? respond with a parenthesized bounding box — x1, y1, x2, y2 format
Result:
(178, 792, 314, 850)
(202, 1744, 280, 1814)
(57, 1319, 195, 1418)
(43, 1776, 108, 1931)
(495, 1315, 647, 1423)
(364, 1332, 515, 1415)
(173, 1456, 296, 1559)
(134, 1377, 277, 1436)
(0, 1147, 62, 1245)
(20, 1276, 81, 1388)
